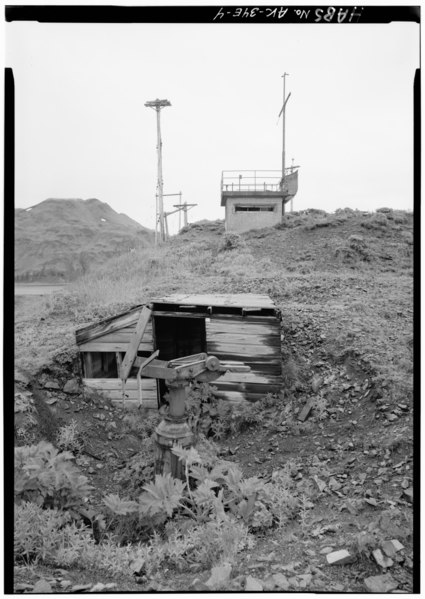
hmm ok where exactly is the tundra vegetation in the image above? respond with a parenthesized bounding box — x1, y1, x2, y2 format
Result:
(13, 209, 414, 592)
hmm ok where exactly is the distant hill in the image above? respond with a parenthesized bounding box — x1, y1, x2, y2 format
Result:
(15, 198, 155, 282)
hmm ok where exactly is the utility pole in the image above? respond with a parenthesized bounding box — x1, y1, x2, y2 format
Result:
(278, 73, 291, 191)
(145, 98, 171, 244)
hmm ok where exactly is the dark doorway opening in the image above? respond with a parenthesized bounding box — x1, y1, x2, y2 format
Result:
(153, 316, 206, 402)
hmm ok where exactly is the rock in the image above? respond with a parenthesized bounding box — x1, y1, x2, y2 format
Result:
(365, 497, 378, 507)
(63, 379, 80, 394)
(319, 546, 334, 555)
(381, 540, 397, 557)
(390, 539, 404, 552)
(373, 548, 394, 569)
(206, 563, 232, 589)
(45, 397, 58, 405)
(386, 413, 398, 422)
(298, 399, 314, 422)
(272, 573, 289, 590)
(262, 575, 277, 591)
(59, 580, 72, 589)
(298, 573, 312, 588)
(71, 584, 93, 592)
(313, 476, 327, 492)
(227, 575, 245, 591)
(364, 574, 398, 593)
(15, 583, 34, 591)
(44, 380, 60, 390)
(328, 477, 342, 491)
(311, 375, 324, 393)
(31, 580, 53, 593)
(131, 557, 146, 575)
(326, 549, 355, 565)
(89, 582, 116, 592)
(403, 488, 413, 503)
(245, 576, 263, 591)
(15, 369, 31, 385)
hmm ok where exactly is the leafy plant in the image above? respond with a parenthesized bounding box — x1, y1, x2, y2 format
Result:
(186, 383, 232, 439)
(15, 441, 92, 509)
(56, 419, 84, 454)
(139, 473, 186, 519)
(113, 439, 156, 497)
(14, 502, 91, 565)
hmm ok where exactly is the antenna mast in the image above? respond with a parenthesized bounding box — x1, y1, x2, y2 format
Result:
(279, 73, 291, 191)
(145, 98, 171, 244)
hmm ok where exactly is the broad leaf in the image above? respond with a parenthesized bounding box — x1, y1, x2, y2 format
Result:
(103, 494, 139, 515)
(139, 473, 185, 517)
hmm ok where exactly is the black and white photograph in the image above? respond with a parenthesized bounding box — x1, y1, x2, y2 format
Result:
(7, 3, 419, 594)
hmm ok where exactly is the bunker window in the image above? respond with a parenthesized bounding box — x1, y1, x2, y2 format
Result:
(234, 205, 275, 212)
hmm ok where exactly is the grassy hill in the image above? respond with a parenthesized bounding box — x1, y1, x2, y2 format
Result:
(15, 198, 154, 282)
(13, 208, 415, 592)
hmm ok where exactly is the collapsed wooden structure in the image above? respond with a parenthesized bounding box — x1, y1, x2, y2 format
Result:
(75, 293, 282, 409)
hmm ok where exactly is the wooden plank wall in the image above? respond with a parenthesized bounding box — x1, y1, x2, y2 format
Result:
(206, 314, 282, 402)
(79, 312, 283, 408)
(81, 321, 157, 407)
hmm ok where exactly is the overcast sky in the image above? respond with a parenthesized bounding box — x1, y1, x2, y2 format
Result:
(6, 17, 419, 233)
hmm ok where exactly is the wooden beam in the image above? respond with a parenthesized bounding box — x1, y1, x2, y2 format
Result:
(111, 398, 158, 410)
(76, 305, 145, 344)
(79, 341, 154, 353)
(84, 378, 157, 391)
(207, 342, 277, 356)
(120, 306, 152, 382)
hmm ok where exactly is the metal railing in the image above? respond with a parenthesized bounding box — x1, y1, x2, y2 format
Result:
(221, 169, 296, 193)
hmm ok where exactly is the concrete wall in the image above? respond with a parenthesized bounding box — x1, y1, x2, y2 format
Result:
(225, 197, 282, 233)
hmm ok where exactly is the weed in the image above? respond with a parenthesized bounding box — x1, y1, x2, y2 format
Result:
(14, 502, 91, 566)
(219, 232, 246, 251)
(15, 441, 92, 509)
(113, 440, 156, 497)
(314, 396, 329, 420)
(56, 419, 84, 455)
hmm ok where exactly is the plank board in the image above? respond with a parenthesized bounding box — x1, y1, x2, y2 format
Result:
(79, 342, 154, 352)
(208, 321, 280, 335)
(207, 332, 280, 346)
(111, 399, 158, 410)
(99, 390, 158, 401)
(213, 380, 282, 394)
(120, 307, 152, 381)
(207, 342, 276, 356)
(218, 372, 282, 384)
(84, 378, 157, 391)
(153, 293, 276, 309)
(76, 305, 146, 344)
(85, 330, 153, 344)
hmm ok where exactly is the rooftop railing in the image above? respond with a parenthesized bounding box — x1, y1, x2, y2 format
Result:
(221, 169, 297, 193)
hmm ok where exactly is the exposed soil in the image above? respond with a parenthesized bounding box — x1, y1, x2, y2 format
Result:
(13, 209, 415, 592)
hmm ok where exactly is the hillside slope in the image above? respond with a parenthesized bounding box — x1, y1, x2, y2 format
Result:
(13, 208, 415, 592)
(15, 198, 154, 282)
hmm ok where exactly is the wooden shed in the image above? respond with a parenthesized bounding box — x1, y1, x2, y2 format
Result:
(75, 293, 282, 409)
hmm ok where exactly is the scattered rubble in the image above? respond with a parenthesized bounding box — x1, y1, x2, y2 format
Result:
(326, 549, 355, 565)
(364, 574, 398, 593)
